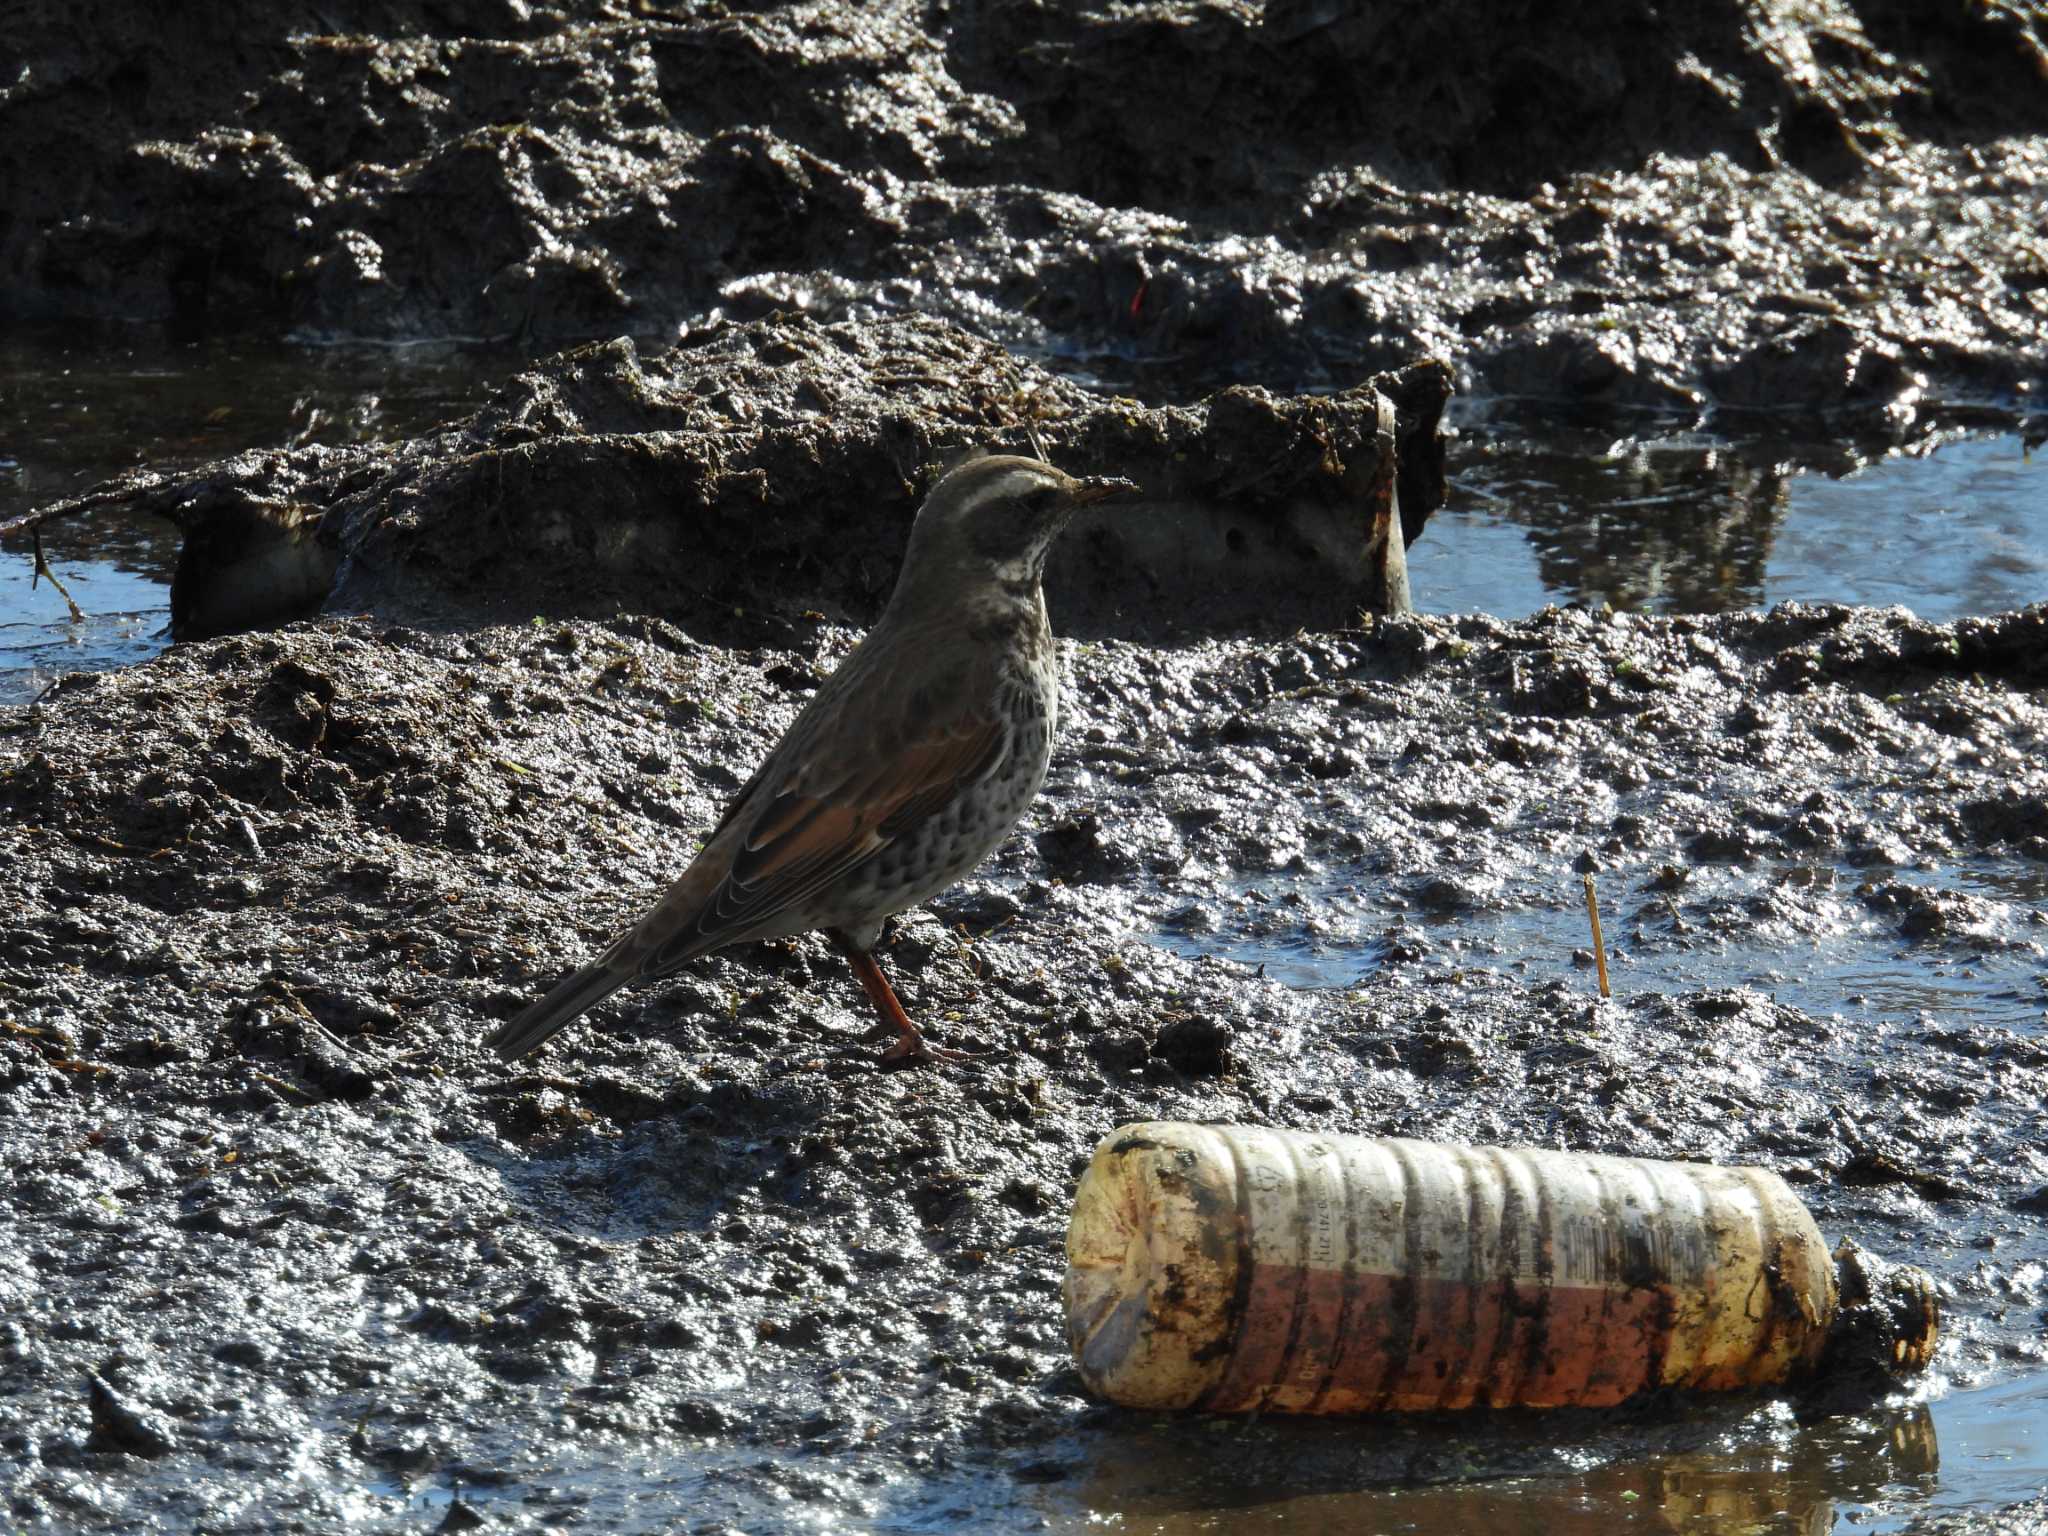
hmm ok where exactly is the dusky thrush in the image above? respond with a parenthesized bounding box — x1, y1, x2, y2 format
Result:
(484, 454, 1135, 1066)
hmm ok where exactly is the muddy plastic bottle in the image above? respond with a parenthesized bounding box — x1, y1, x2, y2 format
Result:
(1065, 1122, 1938, 1414)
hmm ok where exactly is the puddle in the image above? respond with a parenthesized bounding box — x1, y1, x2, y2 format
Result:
(317, 1375, 2048, 1533)
(1022, 1373, 2048, 1534)
(1155, 855, 2048, 1037)
(1916, 1373, 2048, 1529)
(1416, 423, 2045, 620)
(0, 332, 505, 703)
(2, 341, 2043, 705)
(0, 562, 169, 694)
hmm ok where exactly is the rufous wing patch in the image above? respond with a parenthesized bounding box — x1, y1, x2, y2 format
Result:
(628, 716, 1006, 977)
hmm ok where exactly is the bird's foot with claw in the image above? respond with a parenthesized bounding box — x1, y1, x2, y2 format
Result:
(878, 1031, 987, 1069)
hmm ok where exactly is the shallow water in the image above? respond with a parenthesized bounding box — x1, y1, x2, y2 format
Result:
(1026, 1373, 2048, 1534)
(1414, 421, 2045, 621)
(2, 344, 2043, 704)
(1154, 855, 2048, 1036)
(0, 333, 502, 703)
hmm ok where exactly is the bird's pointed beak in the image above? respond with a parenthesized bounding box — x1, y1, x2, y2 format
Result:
(1068, 475, 1140, 508)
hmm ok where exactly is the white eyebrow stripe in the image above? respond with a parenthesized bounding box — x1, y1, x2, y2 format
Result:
(956, 468, 1055, 514)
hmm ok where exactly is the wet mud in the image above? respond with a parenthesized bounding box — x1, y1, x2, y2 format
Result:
(5, 1, 2047, 428)
(6, 0, 2048, 1529)
(3, 585, 2045, 1529)
(18, 314, 1447, 644)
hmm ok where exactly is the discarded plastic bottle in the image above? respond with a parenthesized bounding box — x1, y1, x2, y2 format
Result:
(1064, 1122, 1939, 1414)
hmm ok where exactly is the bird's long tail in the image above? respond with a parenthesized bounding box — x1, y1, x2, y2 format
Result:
(483, 962, 636, 1061)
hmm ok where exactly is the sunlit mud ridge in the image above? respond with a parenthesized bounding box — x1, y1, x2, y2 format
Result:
(2, 595, 2043, 1530)
(6, 3, 2046, 428)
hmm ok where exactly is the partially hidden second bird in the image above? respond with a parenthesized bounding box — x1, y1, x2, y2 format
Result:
(484, 454, 1136, 1067)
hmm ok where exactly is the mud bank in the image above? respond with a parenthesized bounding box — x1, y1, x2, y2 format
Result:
(13, 313, 1449, 645)
(3, 593, 2045, 1531)
(6, 1, 2047, 427)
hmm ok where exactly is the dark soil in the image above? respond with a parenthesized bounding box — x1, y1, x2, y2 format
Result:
(5, 1, 2046, 427)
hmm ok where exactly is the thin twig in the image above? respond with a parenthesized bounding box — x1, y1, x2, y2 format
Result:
(1583, 873, 1612, 1000)
(29, 526, 85, 623)
(0, 480, 141, 539)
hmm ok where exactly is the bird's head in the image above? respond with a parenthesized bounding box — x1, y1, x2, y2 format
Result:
(896, 454, 1137, 598)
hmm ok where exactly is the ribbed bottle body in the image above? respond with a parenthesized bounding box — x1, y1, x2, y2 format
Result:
(1065, 1122, 1838, 1413)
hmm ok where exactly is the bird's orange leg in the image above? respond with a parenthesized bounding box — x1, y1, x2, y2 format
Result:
(829, 931, 980, 1066)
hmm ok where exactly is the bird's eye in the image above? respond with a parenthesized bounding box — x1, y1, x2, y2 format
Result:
(1028, 487, 1060, 513)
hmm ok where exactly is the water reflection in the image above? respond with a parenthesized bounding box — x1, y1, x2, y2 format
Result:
(0, 331, 505, 703)
(1450, 426, 1792, 614)
(1426, 406, 2044, 620)
(1047, 1401, 1939, 1535)
(2, 338, 2041, 703)
(0, 329, 500, 534)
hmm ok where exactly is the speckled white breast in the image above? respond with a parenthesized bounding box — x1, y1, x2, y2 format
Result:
(803, 644, 1059, 948)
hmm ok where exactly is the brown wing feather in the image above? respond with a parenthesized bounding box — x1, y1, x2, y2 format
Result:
(736, 730, 996, 884)
(628, 714, 1005, 977)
